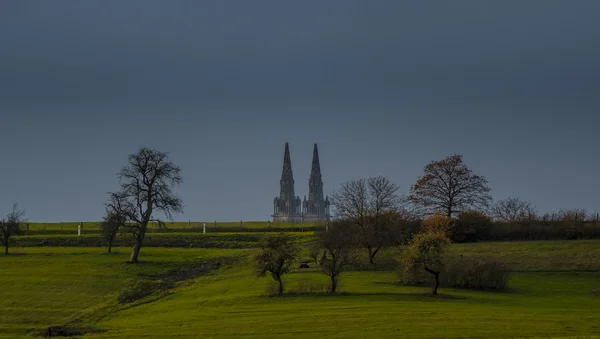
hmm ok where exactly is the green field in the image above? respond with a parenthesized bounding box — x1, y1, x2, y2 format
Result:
(22, 221, 321, 232)
(1, 240, 599, 338)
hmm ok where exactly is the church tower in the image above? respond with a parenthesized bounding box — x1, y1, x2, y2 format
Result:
(302, 143, 330, 222)
(272, 143, 302, 222)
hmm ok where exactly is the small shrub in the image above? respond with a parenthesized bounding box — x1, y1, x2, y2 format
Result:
(264, 281, 281, 297)
(442, 256, 510, 290)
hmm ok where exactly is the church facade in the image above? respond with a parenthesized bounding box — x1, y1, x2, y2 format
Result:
(272, 143, 330, 223)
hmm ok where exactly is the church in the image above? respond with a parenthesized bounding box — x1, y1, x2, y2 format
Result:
(272, 143, 331, 223)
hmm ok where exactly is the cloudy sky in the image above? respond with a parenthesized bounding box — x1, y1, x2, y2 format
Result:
(1, 0, 599, 221)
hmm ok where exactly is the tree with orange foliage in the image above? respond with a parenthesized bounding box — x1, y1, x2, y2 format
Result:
(420, 212, 453, 236)
(399, 229, 450, 295)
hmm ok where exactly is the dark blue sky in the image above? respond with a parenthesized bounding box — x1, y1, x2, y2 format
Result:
(1, 0, 599, 221)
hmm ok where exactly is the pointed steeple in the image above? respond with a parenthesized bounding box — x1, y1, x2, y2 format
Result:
(279, 142, 296, 204)
(308, 143, 324, 202)
(309, 143, 321, 182)
(282, 142, 292, 177)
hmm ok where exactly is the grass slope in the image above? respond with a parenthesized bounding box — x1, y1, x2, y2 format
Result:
(1, 240, 600, 338)
(0, 247, 245, 338)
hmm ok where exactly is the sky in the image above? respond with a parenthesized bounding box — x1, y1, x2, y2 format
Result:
(1, 0, 599, 222)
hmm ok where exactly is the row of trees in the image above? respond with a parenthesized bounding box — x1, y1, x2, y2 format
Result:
(255, 216, 457, 296)
(256, 222, 356, 295)
(327, 153, 600, 261)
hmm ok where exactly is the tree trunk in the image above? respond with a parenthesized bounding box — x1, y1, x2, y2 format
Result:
(425, 267, 440, 295)
(4, 241, 8, 255)
(368, 246, 380, 265)
(130, 224, 148, 263)
(107, 239, 113, 254)
(330, 275, 337, 293)
(130, 239, 142, 263)
(277, 277, 283, 296)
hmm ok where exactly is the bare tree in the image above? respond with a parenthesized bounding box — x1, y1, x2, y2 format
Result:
(409, 154, 492, 218)
(107, 147, 183, 263)
(491, 197, 537, 222)
(100, 200, 128, 253)
(317, 221, 357, 293)
(330, 176, 404, 264)
(0, 204, 26, 255)
(255, 233, 299, 296)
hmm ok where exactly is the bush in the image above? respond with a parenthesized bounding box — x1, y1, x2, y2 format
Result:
(264, 281, 281, 297)
(451, 211, 492, 243)
(442, 256, 510, 290)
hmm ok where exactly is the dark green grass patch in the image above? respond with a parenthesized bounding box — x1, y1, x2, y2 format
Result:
(11, 232, 314, 249)
(0, 247, 244, 338)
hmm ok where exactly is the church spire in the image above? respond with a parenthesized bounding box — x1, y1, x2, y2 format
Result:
(308, 143, 324, 202)
(279, 142, 297, 207)
(282, 142, 292, 177)
(310, 143, 321, 182)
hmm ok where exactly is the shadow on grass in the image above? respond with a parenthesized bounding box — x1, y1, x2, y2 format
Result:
(262, 291, 468, 300)
(1, 251, 28, 256)
(372, 280, 517, 295)
(38, 325, 107, 338)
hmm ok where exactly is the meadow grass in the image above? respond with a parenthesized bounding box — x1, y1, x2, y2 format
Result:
(11, 232, 315, 249)
(23, 221, 320, 232)
(1, 241, 599, 338)
(0, 247, 246, 338)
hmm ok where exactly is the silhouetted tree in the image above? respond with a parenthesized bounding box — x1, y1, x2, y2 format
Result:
(330, 176, 405, 264)
(317, 221, 357, 293)
(255, 233, 299, 296)
(491, 197, 537, 222)
(0, 204, 26, 255)
(410, 154, 492, 218)
(100, 200, 128, 253)
(107, 147, 183, 263)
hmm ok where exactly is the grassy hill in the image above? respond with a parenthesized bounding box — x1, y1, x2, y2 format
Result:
(1, 240, 599, 338)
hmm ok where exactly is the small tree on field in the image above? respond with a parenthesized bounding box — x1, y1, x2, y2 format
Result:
(255, 233, 299, 296)
(107, 147, 183, 263)
(410, 154, 492, 218)
(330, 176, 405, 264)
(0, 204, 26, 255)
(100, 202, 128, 253)
(317, 221, 356, 293)
(400, 230, 450, 295)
